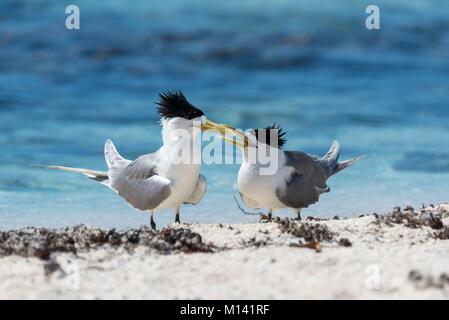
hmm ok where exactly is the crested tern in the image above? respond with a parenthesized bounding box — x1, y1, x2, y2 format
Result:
(45, 91, 231, 229)
(225, 123, 364, 220)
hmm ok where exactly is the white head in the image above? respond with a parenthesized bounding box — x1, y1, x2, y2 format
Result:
(221, 124, 286, 175)
(156, 91, 234, 146)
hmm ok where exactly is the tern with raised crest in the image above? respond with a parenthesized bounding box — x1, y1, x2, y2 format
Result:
(224, 123, 364, 220)
(44, 91, 231, 229)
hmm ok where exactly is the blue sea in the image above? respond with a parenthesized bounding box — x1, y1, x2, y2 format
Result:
(1, 0, 449, 229)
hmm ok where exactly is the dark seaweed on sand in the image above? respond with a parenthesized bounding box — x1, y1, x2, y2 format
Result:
(434, 226, 449, 240)
(372, 205, 449, 240)
(277, 219, 336, 243)
(374, 206, 445, 230)
(0, 225, 215, 260)
(276, 218, 353, 248)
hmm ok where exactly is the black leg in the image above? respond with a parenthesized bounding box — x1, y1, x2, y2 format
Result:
(268, 209, 273, 219)
(150, 212, 156, 230)
(175, 210, 181, 224)
(297, 210, 302, 221)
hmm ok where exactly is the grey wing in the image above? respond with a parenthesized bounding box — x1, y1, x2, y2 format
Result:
(109, 154, 171, 211)
(184, 174, 207, 205)
(276, 151, 330, 209)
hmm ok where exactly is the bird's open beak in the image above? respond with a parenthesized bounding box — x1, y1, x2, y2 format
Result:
(201, 119, 248, 149)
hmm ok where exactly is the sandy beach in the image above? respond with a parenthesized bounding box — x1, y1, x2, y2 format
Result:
(1, 204, 448, 300)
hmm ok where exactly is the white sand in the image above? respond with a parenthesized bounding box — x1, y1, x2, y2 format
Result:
(1, 205, 449, 300)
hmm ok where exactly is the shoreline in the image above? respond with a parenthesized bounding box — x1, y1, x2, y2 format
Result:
(0, 204, 448, 299)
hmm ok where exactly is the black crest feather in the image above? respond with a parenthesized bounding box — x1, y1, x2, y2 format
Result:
(254, 122, 287, 148)
(156, 90, 204, 120)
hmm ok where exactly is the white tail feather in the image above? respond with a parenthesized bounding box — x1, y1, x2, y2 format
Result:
(41, 165, 109, 186)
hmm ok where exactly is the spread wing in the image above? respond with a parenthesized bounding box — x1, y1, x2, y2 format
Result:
(184, 174, 207, 205)
(109, 154, 171, 211)
(276, 151, 330, 209)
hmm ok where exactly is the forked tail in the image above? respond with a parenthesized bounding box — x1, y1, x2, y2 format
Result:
(333, 155, 366, 175)
(322, 140, 365, 176)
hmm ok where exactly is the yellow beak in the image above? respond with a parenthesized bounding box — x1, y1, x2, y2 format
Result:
(201, 119, 248, 149)
(220, 136, 245, 149)
(201, 119, 230, 135)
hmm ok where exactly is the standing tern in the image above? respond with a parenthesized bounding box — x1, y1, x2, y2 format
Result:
(45, 91, 231, 229)
(225, 123, 364, 220)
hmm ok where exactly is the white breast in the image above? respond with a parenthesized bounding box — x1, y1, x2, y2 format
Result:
(237, 150, 292, 210)
(157, 161, 200, 210)
(153, 120, 202, 210)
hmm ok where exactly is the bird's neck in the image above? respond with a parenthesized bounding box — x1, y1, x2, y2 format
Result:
(159, 119, 201, 165)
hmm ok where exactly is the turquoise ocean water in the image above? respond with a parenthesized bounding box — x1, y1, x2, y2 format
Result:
(1, 0, 449, 228)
